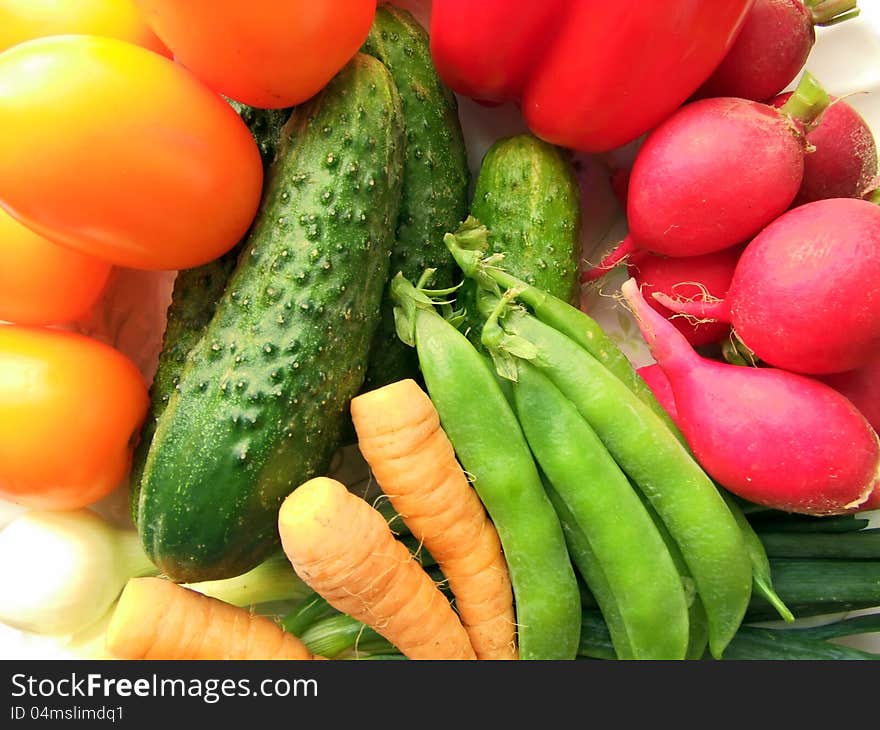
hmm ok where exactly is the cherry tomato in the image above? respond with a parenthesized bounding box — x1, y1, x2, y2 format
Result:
(0, 208, 112, 326)
(0, 0, 169, 56)
(0, 325, 149, 510)
(133, 0, 377, 108)
(0, 35, 263, 271)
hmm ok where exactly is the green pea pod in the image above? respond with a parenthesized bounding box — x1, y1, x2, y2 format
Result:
(391, 273, 581, 660)
(490, 303, 752, 659)
(632, 486, 709, 660)
(510, 358, 690, 660)
(544, 482, 635, 660)
(453, 225, 782, 641)
(444, 217, 677, 433)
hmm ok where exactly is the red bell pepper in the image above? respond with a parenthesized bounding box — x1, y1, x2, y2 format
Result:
(429, 0, 755, 153)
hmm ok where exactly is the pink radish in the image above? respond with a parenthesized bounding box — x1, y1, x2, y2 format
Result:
(637, 364, 680, 425)
(627, 246, 743, 348)
(581, 74, 830, 283)
(694, 0, 861, 103)
(772, 93, 878, 205)
(816, 350, 880, 433)
(654, 197, 880, 375)
(621, 276, 879, 516)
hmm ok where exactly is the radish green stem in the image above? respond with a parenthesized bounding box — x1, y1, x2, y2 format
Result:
(808, 0, 861, 27)
(780, 71, 832, 126)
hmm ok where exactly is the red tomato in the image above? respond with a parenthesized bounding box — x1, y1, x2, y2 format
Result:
(133, 0, 377, 108)
(0, 0, 169, 55)
(0, 208, 112, 325)
(0, 325, 149, 510)
(0, 35, 263, 271)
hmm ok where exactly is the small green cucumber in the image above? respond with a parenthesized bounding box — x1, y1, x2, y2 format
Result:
(136, 54, 405, 582)
(360, 4, 470, 390)
(129, 102, 292, 522)
(460, 134, 581, 341)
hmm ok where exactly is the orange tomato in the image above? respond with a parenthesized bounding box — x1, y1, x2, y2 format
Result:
(0, 35, 263, 271)
(0, 208, 112, 325)
(0, 0, 169, 56)
(133, 0, 377, 108)
(0, 325, 149, 510)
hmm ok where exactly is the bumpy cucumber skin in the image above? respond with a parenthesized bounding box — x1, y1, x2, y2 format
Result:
(360, 5, 470, 390)
(129, 103, 292, 523)
(137, 54, 405, 582)
(462, 134, 581, 340)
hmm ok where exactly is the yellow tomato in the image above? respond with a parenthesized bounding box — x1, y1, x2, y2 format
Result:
(0, 325, 149, 510)
(134, 0, 377, 108)
(0, 207, 112, 325)
(0, 35, 263, 271)
(0, 0, 169, 55)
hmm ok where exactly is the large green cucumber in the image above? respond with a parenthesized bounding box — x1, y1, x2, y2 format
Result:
(360, 4, 470, 390)
(136, 54, 405, 582)
(225, 100, 292, 166)
(460, 134, 582, 341)
(128, 247, 241, 523)
(128, 103, 293, 523)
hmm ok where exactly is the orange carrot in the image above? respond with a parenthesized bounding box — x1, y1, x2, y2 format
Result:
(278, 476, 477, 660)
(351, 378, 518, 660)
(106, 577, 318, 660)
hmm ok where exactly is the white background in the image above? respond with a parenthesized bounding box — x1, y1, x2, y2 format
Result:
(1, 0, 879, 659)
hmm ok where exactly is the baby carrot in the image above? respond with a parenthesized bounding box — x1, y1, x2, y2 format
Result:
(106, 577, 318, 660)
(278, 476, 477, 661)
(351, 378, 517, 660)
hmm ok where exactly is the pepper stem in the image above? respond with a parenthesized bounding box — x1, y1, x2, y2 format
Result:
(779, 71, 832, 128)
